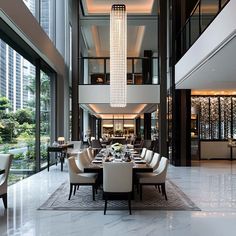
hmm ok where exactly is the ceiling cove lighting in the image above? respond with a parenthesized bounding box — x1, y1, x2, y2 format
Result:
(110, 4, 127, 107)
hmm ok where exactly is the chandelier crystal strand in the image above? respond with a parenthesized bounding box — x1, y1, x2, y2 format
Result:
(110, 4, 127, 107)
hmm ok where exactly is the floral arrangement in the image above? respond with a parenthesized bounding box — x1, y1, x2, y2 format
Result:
(111, 143, 123, 153)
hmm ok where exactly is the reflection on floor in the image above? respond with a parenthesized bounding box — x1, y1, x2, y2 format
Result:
(1, 160, 236, 236)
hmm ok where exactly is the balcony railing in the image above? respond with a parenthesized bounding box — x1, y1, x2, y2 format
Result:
(80, 57, 159, 85)
(176, 0, 230, 61)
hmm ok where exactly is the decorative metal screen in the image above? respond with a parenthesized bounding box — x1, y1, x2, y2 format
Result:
(191, 96, 236, 140)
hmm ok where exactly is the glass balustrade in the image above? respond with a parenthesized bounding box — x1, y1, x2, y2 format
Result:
(176, 0, 230, 61)
(80, 57, 159, 85)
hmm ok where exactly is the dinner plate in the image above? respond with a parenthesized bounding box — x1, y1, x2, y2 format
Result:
(92, 160, 103, 164)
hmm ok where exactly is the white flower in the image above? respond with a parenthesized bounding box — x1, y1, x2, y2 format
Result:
(111, 143, 123, 153)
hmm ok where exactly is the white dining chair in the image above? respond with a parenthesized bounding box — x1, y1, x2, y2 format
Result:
(144, 149, 153, 164)
(0, 154, 13, 208)
(140, 148, 147, 159)
(103, 162, 133, 215)
(68, 157, 97, 200)
(137, 157, 168, 201)
(87, 147, 94, 162)
(77, 150, 91, 172)
(150, 153, 161, 171)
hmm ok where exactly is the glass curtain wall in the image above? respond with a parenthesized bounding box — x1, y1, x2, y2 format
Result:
(22, 0, 56, 42)
(40, 0, 55, 41)
(0, 39, 36, 184)
(23, 0, 36, 17)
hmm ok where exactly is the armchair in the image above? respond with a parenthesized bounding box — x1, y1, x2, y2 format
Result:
(68, 157, 97, 200)
(137, 157, 168, 201)
(103, 162, 133, 215)
(0, 154, 13, 208)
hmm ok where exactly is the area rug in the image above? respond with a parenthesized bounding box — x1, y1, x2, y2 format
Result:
(38, 179, 200, 211)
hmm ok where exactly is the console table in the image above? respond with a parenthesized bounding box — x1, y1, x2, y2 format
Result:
(228, 143, 236, 161)
(47, 144, 74, 171)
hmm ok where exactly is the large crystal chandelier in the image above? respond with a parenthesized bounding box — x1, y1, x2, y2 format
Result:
(110, 4, 127, 107)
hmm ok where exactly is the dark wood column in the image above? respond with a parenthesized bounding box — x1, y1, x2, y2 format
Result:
(79, 107, 83, 141)
(172, 89, 191, 166)
(135, 116, 141, 137)
(159, 0, 168, 157)
(71, 0, 79, 140)
(89, 114, 97, 138)
(97, 118, 102, 139)
(144, 113, 151, 140)
(142, 50, 153, 84)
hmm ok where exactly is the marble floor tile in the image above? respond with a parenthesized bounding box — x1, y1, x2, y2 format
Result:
(1, 161, 236, 235)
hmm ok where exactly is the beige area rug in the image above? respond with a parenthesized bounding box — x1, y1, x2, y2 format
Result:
(38, 179, 200, 211)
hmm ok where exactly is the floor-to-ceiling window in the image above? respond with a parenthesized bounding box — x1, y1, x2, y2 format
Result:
(0, 39, 36, 184)
(40, 0, 55, 41)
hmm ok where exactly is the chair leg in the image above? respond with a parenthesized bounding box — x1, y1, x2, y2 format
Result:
(140, 184, 143, 201)
(128, 193, 132, 215)
(104, 195, 108, 215)
(161, 183, 168, 201)
(158, 185, 161, 193)
(73, 185, 77, 195)
(2, 193, 7, 208)
(92, 185, 95, 201)
(68, 183, 73, 200)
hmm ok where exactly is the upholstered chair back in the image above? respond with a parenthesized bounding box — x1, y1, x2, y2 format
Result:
(91, 140, 102, 149)
(77, 150, 90, 171)
(103, 162, 133, 193)
(140, 148, 147, 159)
(68, 157, 82, 183)
(87, 147, 94, 161)
(154, 157, 168, 183)
(144, 150, 153, 164)
(150, 153, 161, 171)
(0, 154, 13, 195)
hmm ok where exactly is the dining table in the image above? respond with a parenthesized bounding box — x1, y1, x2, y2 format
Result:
(84, 149, 153, 199)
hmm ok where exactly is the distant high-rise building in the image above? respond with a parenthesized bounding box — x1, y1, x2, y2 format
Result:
(0, 39, 35, 112)
(0, 0, 50, 112)
(23, 0, 36, 16)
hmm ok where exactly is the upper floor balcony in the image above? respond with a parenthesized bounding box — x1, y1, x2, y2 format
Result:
(79, 56, 159, 85)
(175, 0, 236, 89)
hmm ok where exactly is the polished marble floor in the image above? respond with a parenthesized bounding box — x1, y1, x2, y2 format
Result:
(1, 160, 236, 235)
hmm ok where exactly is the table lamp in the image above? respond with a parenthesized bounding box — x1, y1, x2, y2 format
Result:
(58, 137, 65, 145)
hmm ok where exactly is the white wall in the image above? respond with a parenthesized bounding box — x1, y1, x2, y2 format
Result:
(175, 0, 236, 85)
(79, 85, 160, 104)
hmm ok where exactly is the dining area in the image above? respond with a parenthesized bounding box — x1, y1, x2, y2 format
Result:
(67, 142, 169, 215)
